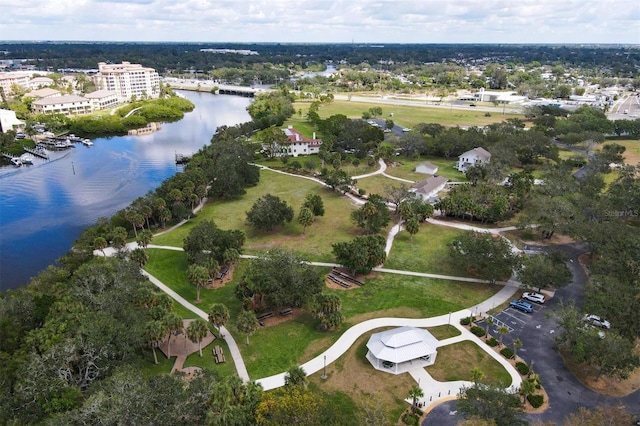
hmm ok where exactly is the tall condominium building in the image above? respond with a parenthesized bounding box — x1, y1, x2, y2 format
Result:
(95, 62, 160, 102)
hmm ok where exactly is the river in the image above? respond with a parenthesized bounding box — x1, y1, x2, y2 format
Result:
(0, 91, 252, 292)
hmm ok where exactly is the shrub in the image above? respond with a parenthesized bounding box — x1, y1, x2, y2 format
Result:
(486, 337, 499, 347)
(527, 394, 544, 408)
(515, 362, 530, 375)
(401, 412, 419, 426)
(500, 347, 514, 359)
(470, 326, 485, 337)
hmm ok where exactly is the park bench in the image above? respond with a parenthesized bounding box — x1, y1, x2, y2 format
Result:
(331, 268, 364, 286)
(257, 311, 274, 321)
(216, 265, 230, 280)
(280, 307, 293, 316)
(327, 273, 351, 288)
(213, 345, 226, 363)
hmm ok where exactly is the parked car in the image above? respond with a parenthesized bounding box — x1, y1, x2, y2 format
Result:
(522, 292, 545, 304)
(583, 314, 610, 329)
(509, 300, 533, 313)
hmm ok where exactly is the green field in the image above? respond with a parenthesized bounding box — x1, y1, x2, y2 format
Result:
(152, 169, 361, 262)
(303, 100, 524, 128)
(384, 156, 467, 182)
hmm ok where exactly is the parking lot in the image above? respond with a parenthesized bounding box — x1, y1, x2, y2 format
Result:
(475, 299, 546, 346)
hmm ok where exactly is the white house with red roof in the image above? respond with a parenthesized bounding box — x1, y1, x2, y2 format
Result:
(281, 125, 323, 157)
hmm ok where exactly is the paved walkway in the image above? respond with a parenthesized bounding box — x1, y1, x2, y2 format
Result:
(141, 270, 250, 382)
(96, 160, 527, 410)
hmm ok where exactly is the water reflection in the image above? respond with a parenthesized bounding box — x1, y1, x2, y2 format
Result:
(0, 91, 252, 291)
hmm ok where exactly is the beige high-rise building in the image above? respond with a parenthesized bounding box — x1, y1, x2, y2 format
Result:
(95, 61, 160, 102)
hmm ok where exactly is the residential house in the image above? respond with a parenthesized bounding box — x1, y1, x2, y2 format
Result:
(31, 95, 92, 117)
(411, 176, 449, 201)
(278, 125, 323, 157)
(415, 161, 438, 175)
(456, 147, 491, 172)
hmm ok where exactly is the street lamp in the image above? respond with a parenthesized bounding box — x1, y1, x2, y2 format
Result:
(322, 355, 327, 380)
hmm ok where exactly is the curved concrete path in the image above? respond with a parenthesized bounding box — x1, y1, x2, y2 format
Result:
(96, 161, 524, 409)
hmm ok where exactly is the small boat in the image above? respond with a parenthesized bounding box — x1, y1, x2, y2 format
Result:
(10, 157, 22, 167)
(81, 139, 94, 146)
(19, 154, 34, 165)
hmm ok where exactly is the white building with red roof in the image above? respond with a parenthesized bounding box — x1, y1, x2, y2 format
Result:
(281, 125, 323, 157)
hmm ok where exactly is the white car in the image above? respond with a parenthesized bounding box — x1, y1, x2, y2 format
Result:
(522, 292, 545, 304)
(583, 314, 611, 329)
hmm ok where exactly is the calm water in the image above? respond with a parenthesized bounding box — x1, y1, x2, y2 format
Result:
(0, 91, 252, 291)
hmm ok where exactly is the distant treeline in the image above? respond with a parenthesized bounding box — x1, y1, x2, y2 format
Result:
(2, 42, 638, 78)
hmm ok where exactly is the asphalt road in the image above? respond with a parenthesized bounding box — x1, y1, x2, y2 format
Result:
(423, 243, 640, 424)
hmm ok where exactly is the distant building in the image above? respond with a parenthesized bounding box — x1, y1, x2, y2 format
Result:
(85, 89, 119, 111)
(0, 109, 25, 133)
(95, 61, 160, 102)
(31, 95, 92, 116)
(27, 87, 61, 99)
(0, 72, 30, 96)
(456, 147, 491, 173)
(28, 76, 54, 89)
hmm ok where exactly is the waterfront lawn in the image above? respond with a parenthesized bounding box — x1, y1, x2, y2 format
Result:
(144, 249, 244, 314)
(426, 340, 512, 387)
(152, 169, 361, 262)
(385, 224, 468, 277)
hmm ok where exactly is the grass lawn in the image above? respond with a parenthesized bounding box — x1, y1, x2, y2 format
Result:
(602, 139, 640, 165)
(384, 156, 466, 182)
(151, 169, 361, 262)
(356, 174, 408, 197)
(385, 224, 469, 277)
(183, 334, 238, 377)
(336, 273, 499, 321)
(428, 324, 462, 340)
(426, 340, 512, 387)
(307, 330, 417, 425)
(314, 100, 524, 128)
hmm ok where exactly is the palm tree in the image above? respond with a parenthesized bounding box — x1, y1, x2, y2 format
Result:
(513, 338, 523, 360)
(187, 264, 210, 302)
(163, 312, 183, 358)
(497, 325, 510, 347)
(93, 236, 107, 256)
(519, 379, 536, 404)
(136, 229, 153, 248)
(186, 318, 209, 357)
(470, 367, 484, 385)
(130, 247, 149, 267)
(284, 366, 307, 388)
(208, 303, 230, 336)
(484, 316, 494, 340)
(405, 217, 420, 242)
(297, 206, 314, 234)
(223, 248, 240, 267)
(145, 320, 167, 364)
(407, 385, 424, 410)
(237, 310, 259, 345)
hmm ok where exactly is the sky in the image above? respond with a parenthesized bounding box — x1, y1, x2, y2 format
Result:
(1, 0, 639, 44)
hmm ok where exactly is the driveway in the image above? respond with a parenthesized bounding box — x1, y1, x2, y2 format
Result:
(423, 242, 640, 424)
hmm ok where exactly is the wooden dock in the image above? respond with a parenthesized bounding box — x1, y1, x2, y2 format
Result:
(23, 146, 49, 159)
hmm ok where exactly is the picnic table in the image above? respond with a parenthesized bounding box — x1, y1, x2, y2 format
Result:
(213, 345, 226, 363)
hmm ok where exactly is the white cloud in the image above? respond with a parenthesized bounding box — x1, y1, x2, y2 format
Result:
(0, 0, 638, 43)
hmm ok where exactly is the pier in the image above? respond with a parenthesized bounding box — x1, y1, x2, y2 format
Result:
(24, 146, 49, 159)
(175, 153, 191, 165)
